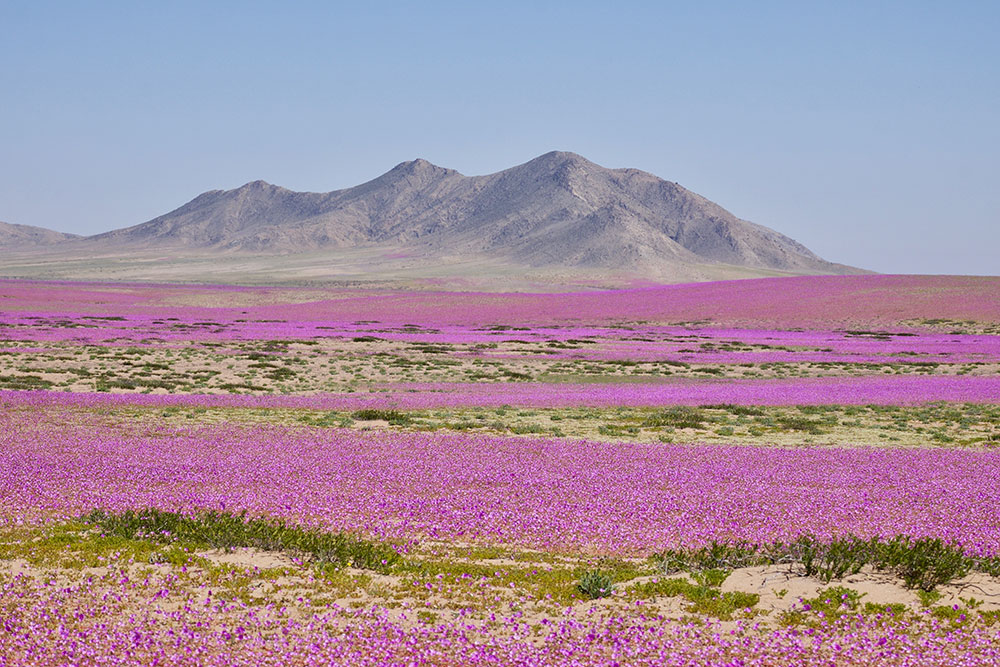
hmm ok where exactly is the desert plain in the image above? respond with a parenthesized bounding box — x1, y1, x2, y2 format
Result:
(2, 274, 1000, 665)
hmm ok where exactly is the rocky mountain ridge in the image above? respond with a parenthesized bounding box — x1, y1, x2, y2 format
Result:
(1, 152, 861, 283)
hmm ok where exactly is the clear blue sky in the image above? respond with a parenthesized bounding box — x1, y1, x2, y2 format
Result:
(2, 1, 997, 275)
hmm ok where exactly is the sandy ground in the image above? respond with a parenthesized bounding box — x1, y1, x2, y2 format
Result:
(722, 565, 1000, 613)
(5, 549, 999, 632)
(0, 243, 803, 290)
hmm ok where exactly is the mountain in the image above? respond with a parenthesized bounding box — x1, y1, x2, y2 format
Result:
(3, 152, 863, 285)
(0, 221, 80, 249)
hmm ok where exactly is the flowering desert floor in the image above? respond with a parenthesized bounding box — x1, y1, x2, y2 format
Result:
(1, 275, 999, 665)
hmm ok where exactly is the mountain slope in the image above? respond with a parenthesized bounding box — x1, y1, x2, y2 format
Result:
(0, 221, 80, 249)
(86, 152, 853, 276)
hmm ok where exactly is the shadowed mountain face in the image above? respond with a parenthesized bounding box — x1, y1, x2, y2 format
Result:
(85, 152, 852, 276)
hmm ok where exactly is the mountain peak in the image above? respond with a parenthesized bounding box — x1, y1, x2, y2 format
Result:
(512, 152, 601, 184)
(530, 151, 594, 168)
(395, 157, 433, 169)
(387, 158, 457, 177)
(364, 159, 460, 191)
(234, 179, 283, 192)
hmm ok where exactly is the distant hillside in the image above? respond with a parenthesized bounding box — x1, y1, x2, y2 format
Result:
(0, 221, 79, 249)
(2, 152, 864, 284)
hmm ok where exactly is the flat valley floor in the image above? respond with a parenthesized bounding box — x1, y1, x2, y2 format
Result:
(2, 274, 1000, 664)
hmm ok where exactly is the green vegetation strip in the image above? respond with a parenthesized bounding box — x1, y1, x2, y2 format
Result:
(6, 519, 1000, 625)
(71, 511, 1000, 596)
(309, 402, 1000, 446)
(655, 535, 998, 592)
(83, 509, 400, 572)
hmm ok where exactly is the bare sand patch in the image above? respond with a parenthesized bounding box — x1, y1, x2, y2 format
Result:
(721, 564, 1000, 613)
(197, 548, 298, 570)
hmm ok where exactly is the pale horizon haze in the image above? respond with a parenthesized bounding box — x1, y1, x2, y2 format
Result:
(1, 1, 997, 275)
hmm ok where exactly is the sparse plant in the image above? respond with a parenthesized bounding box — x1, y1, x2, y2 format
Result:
(875, 536, 972, 591)
(351, 409, 412, 425)
(643, 406, 707, 430)
(577, 570, 614, 599)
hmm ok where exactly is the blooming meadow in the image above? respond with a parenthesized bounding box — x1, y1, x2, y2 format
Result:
(4, 418, 1000, 554)
(1, 275, 999, 664)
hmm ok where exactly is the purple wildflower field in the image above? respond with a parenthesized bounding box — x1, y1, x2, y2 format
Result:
(2, 275, 1000, 665)
(4, 419, 999, 554)
(3, 373, 1000, 411)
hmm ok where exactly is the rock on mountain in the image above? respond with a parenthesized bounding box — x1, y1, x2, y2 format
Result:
(87, 152, 854, 276)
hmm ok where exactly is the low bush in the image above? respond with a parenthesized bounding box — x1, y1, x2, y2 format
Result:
(775, 416, 825, 434)
(577, 570, 614, 599)
(628, 572, 758, 620)
(351, 409, 412, 425)
(873, 536, 972, 591)
(643, 407, 707, 429)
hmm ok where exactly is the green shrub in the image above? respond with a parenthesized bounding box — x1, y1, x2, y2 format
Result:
(691, 568, 730, 587)
(776, 416, 825, 434)
(577, 570, 614, 599)
(643, 407, 707, 429)
(874, 536, 972, 591)
(793, 535, 868, 582)
(351, 409, 412, 425)
(701, 404, 765, 416)
(805, 586, 865, 615)
(863, 602, 907, 616)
